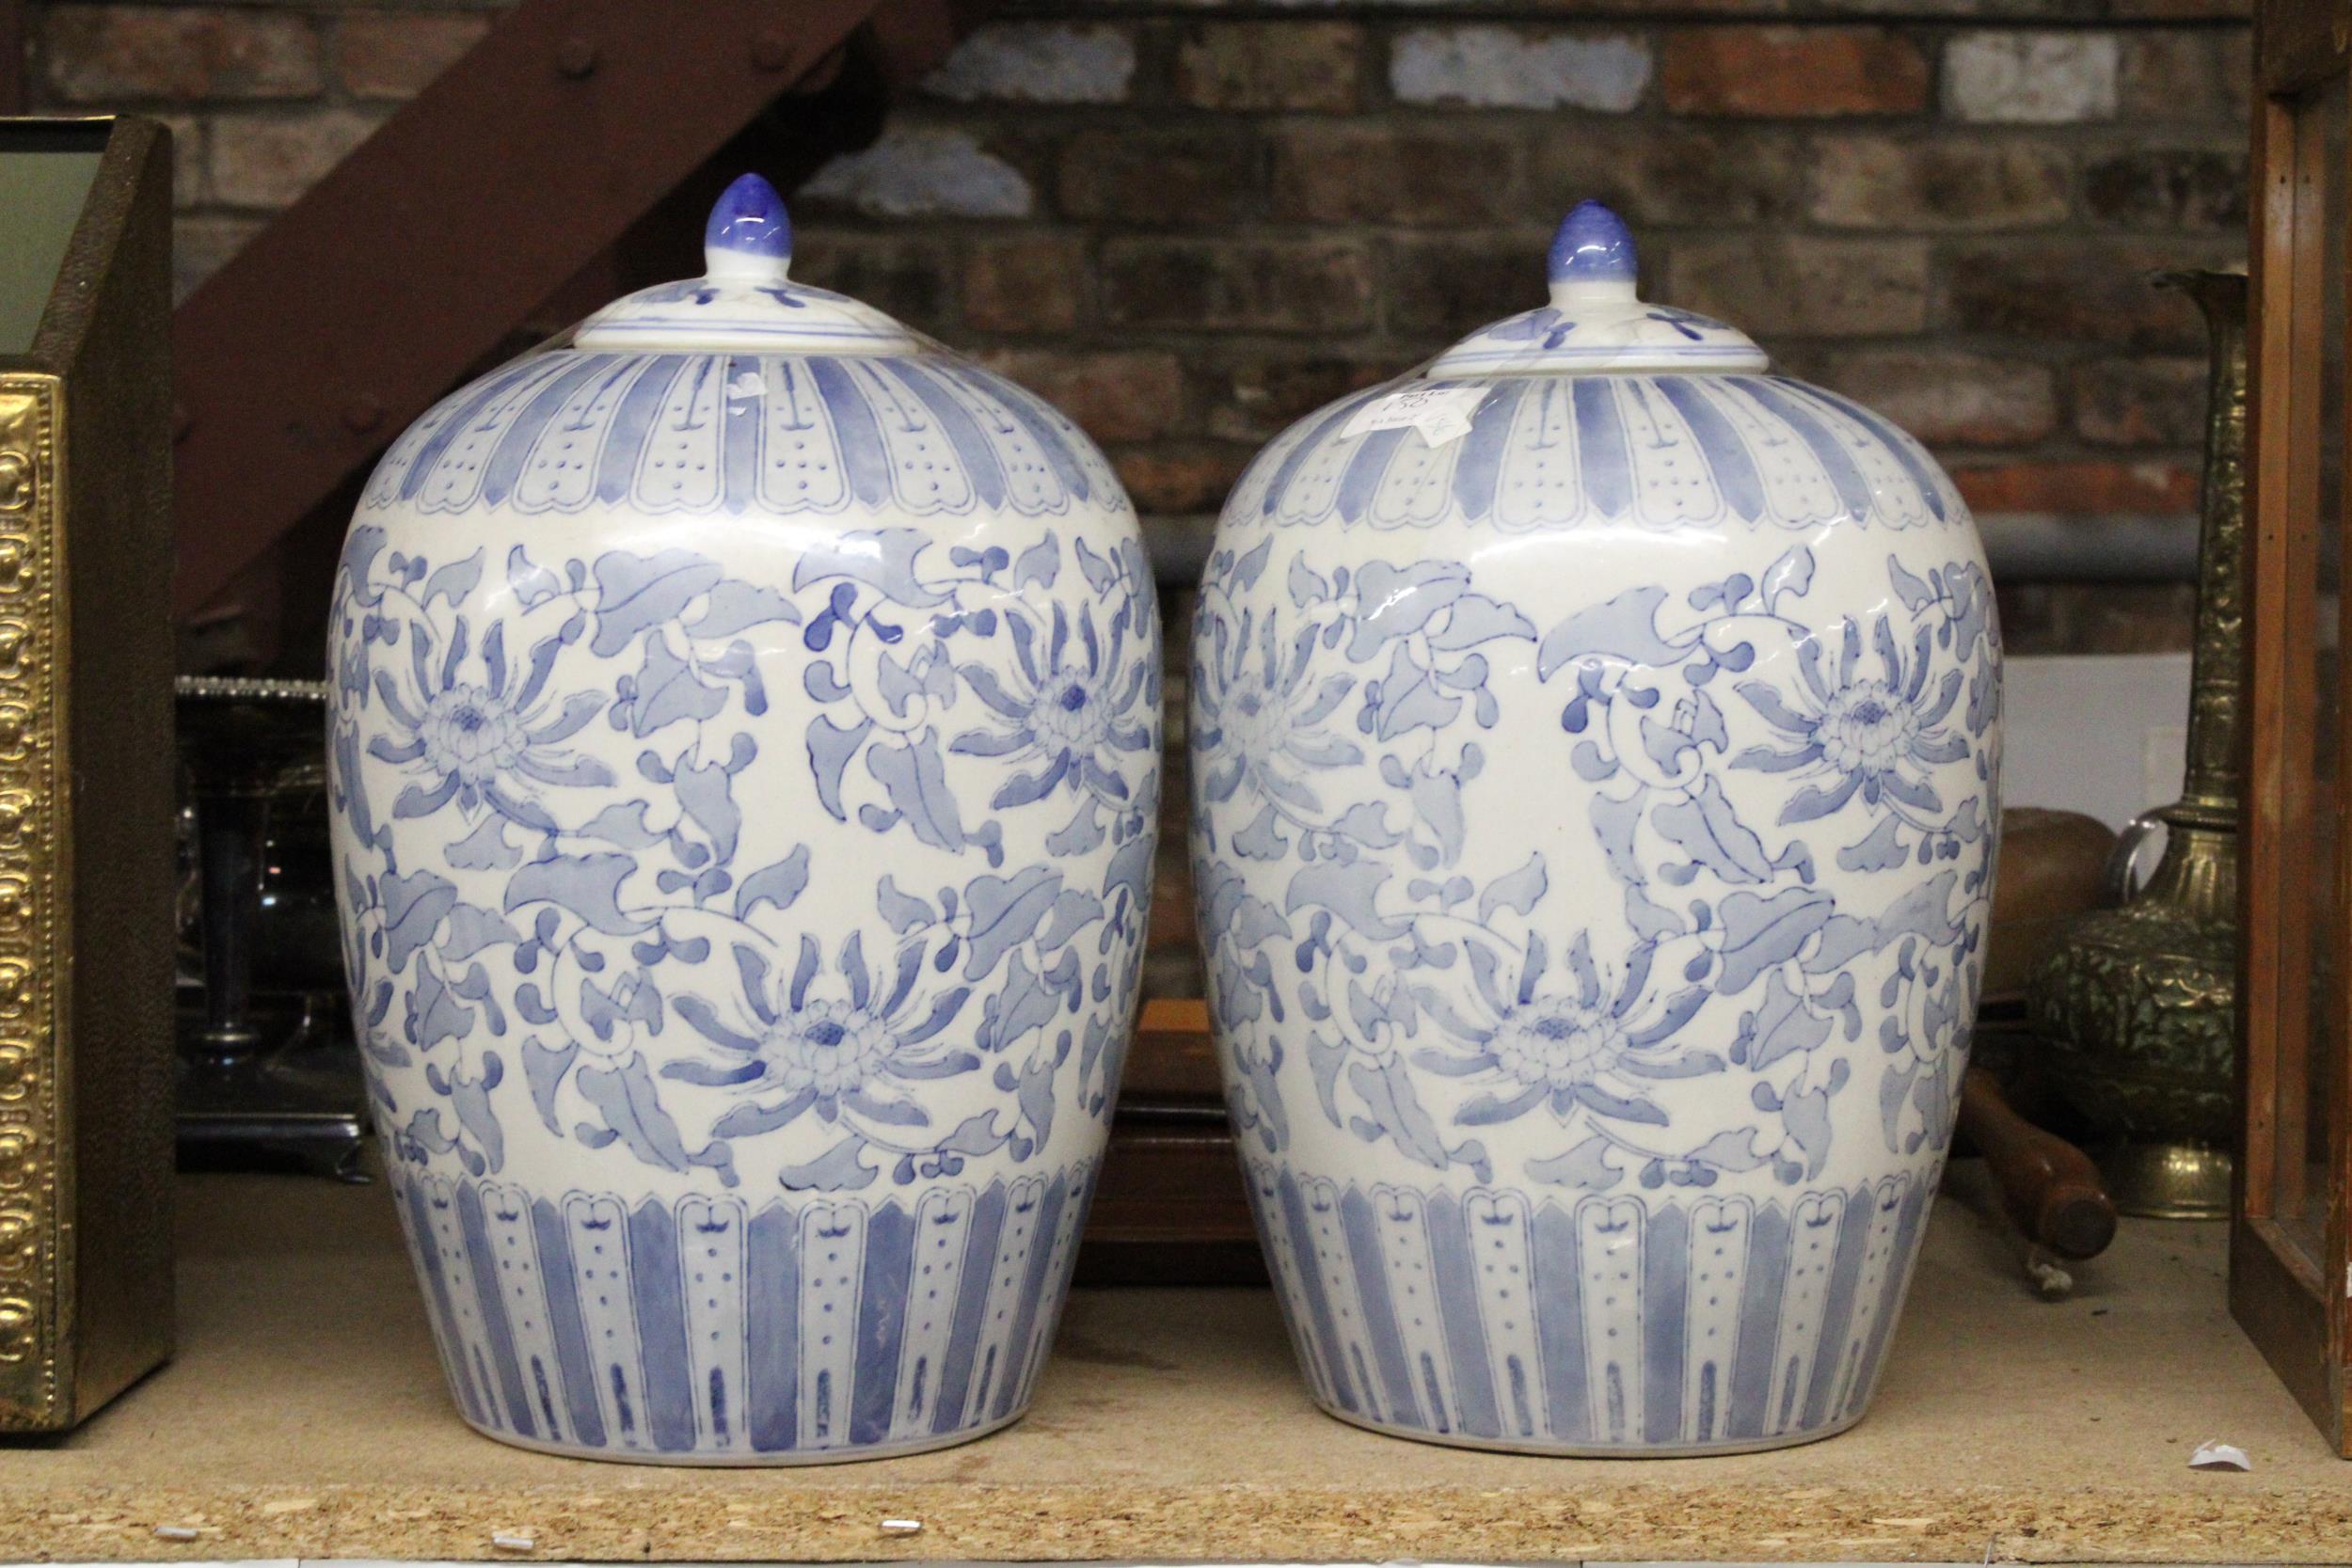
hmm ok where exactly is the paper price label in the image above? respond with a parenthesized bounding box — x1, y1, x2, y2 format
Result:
(1340, 385, 1488, 449)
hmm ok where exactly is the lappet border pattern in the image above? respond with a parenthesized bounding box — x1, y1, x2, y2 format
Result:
(385, 1160, 1097, 1458)
(1243, 1161, 1931, 1451)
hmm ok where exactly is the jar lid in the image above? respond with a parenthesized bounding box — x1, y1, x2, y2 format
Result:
(574, 173, 923, 356)
(1425, 201, 1766, 378)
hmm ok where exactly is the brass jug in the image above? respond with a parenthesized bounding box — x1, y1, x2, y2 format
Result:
(2026, 269, 2246, 1219)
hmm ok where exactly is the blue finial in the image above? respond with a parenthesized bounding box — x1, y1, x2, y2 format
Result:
(1547, 200, 1635, 289)
(705, 172, 791, 275)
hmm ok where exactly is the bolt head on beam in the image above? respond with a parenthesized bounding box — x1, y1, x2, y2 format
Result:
(554, 37, 599, 77)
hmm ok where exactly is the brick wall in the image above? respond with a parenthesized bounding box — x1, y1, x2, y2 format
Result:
(22, 0, 2248, 653)
(23, 2, 495, 296)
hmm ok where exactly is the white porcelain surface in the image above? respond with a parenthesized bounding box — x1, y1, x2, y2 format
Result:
(328, 175, 1159, 1463)
(1192, 201, 2001, 1454)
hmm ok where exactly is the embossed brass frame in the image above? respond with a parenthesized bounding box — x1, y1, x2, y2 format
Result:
(0, 115, 176, 1431)
(0, 379, 63, 1416)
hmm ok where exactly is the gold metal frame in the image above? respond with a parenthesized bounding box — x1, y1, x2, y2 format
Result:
(0, 379, 60, 1417)
(0, 115, 174, 1430)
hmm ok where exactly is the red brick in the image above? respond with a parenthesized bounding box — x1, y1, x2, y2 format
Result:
(1114, 444, 1255, 515)
(2074, 356, 2208, 446)
(1945, 240, 2235, 351)
(1269, 125, 1522, 227)
(1528, 125, 1805, 226)
(2119, 30, 2251, 120)
(1539, 0, 1804, 11)
(1809, 350, 2058, 446)
(1058, 129, 1258, 226)
(787, 231, 957, 326)
(44, 5, 320, 102)
(1385, 234, 1559, 338)
(1102, 239, 1373, 335)
(1203, 354, 1391, 444)
(976, 351, 1184, 445)
(336, 12, 489, 100)
(2110, 0, 2248, 22)
(208, 109, 378, 210)
(2083, 148, 2249, 230)
(1175, 22, 1360, 111)
(963, 233, 1086, 336)
(1952, 458, 2199, 515)
(1666, 235, 1930, 336)
(1661, 26, 1927, 117)
(1808, 135, 2070, 230)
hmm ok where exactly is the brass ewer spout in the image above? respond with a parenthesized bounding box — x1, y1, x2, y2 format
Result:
(2159, 270, 2249, 820)
(2026, 267, 2247, 1218)
(2113, 270, 2247, 924)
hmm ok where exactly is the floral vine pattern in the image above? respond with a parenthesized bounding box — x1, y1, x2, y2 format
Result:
(331, 521, 1159, 1194)
(1193, 535, 1998, 1196)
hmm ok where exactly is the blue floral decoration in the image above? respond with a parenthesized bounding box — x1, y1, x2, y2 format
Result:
(330, 515, 1159, 1195)
(1193, 535, 1999, 1194)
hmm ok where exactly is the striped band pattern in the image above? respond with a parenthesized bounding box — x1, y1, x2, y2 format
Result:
(385, 1161, 1096, 1460)
(1243, 1161, 1932, 1452)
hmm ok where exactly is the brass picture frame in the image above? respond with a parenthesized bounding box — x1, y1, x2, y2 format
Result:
(0, 115, 176, 1431)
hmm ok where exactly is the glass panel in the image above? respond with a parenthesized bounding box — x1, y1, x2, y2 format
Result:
(0, 125, 109, 355)
(2278, 73, 2349, 1267)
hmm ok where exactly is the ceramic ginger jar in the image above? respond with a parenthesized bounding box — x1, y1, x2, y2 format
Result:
(1192, 202, 2001, 1455)
(327, 175, 1160, 1463)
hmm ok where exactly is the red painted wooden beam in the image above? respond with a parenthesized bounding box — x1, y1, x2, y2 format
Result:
(170, 0, 921, 620)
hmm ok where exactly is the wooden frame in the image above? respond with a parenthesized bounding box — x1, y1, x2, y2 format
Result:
(2240, 0, 2352, 1454)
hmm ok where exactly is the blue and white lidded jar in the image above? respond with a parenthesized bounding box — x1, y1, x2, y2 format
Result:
(1193, 202, 2000, 1455)
(328, 175, 1160, 1464)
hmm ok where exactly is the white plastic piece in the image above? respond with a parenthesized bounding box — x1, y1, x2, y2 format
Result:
(2189, 1439, 2251, 1471)
(2025, 1249, 2074, 1298)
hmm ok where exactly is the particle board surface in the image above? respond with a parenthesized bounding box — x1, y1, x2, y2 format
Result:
(0, 1164, 2343, 1564)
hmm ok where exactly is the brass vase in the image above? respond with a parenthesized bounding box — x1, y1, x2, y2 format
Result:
(2026, 269, 2246, 1219)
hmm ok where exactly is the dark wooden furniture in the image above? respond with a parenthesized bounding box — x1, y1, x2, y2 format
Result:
(2241, 0, 2352, 1454)
(1076, 1000, 1261, 1285)
(171, 0, 988, 632)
